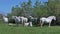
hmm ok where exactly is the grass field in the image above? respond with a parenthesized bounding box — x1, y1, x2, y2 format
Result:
(0, 21, 60, 34)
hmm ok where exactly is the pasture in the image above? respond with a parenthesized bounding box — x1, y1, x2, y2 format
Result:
(0, 20, 60, 34)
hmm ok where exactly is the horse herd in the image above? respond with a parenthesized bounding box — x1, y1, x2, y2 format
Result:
(2, 16, 56, 27)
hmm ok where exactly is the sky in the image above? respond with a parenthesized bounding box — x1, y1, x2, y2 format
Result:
(0, 0, 48, 16)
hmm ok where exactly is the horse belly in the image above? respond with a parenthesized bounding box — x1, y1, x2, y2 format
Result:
(46, 19, 51, 23)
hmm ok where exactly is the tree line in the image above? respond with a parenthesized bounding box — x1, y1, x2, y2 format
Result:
(7, 0, 60, 18)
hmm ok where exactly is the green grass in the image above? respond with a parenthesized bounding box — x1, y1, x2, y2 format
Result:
(0, 21, 60, 34)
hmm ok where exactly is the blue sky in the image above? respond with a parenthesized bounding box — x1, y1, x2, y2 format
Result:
(0, 0, 48, 15)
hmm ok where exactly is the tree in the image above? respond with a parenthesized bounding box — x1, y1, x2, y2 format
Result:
(33, 0, 41, 17)
(47, 0, 60, 16)
(7, 13, 12, 18)
(21, 0, 32, 17)
(21, 2, 27, 16)
(33, 0, 48, 17)
(27, 0, 32, 11)
(11, 5, 21, 16)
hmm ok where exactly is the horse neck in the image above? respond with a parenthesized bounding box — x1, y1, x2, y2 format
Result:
(48, 17, 54, 20)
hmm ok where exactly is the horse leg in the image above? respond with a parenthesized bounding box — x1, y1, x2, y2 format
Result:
(40, 20, 43, 28)
(49, 22, 51, 27)
(22, 19, 24, 26)
(30, 22, 32, 27)
(41, 21, 44, 28)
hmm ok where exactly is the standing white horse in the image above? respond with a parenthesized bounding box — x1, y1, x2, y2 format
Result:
(3, 16, 8, 24)
(40, 16, 56, 27)
(19, 16, 28, 26)
(20, 16, 27, 24)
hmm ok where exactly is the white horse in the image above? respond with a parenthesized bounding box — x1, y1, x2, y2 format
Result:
(16, 16, 21, 22)
(20, 16, 28, 23)
(40, 16, 56, 27)
(19, 16, 28, 26)
(20, 16, 33, 27)
(3, 16, 8, 24)
(12, 16, 21, 21)
(12, 16, 22, 26)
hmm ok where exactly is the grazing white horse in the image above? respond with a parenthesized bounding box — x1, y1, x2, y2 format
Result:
(40, 16, 56, 27)
(3, 16, 8, 23)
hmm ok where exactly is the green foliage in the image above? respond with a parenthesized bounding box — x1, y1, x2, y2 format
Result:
(7, 13, 12, 18)
(11, 5, 21, 16)
(7, 0, 60, 18)
(0, 14, 2, 19)
(47, 0, 60, 16)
